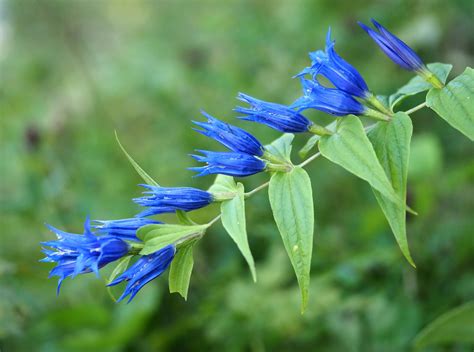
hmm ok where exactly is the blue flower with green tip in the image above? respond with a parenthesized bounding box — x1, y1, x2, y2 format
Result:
(358, 19, 425, 72)
(41, 217, 130, 293)
(292, 78, 366, 116)
(133, 185, 213, 217)
(193, 110, 264, 156)
(235, 93, 312, 133)
(93, 217, 161, 242)
(298, 28, 369, 98)
(108, 245, 176, 303)
(189, 150, 266, 177)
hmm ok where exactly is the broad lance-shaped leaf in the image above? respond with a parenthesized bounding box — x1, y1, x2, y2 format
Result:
(427, 67, 474, 141)
(169, 241, 196, 300)
(414, 301, 474, 349)
(137, 223, 208, 255)
(220, 181, 256, 281)
(389, 62, 453, 109)
(115, 131, 160, 186)
(269, 166, 314, 313)
(368, 112, 415, 267)
(319, 115, 399, 204)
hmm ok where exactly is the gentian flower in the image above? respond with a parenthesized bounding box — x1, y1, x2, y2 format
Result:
(358, 19, 425, 72)
(133, 185, 213, 217)
(108, 245, 176, 303)
(192, 110, 264, 156)
(93, 217, 161, 241)
(292, 78, 366, 116)
(298, 28, 369, 98)
(235, 93, 312, 133)
(189, 150, 266, 177)
(41, 217, 130, 293)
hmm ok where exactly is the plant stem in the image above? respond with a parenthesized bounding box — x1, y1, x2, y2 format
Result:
(204, 102, 423, 229)
(298, 152, 321, 167)
(244, 181, 270, 198)
(405, 102, 427, 115)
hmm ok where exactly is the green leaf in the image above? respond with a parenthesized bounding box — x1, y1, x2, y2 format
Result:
(115, 131, 160, 186)
(299, 120, 337, 158)
(221, 182, 256, 281)
(368, 112, 415, 267)
(264, 133, 294, 163)
(208, 175, 238, 201)
(426, 67, 474, 140)
(169, 241, 196, 300)
(269, 166, 314, 313)
(106, 255, 133, 302)
(414, 302, 474, 349)
(137, 223, 208, 255)
(319, 115, 399, 204)
(389, 62, 453, 109)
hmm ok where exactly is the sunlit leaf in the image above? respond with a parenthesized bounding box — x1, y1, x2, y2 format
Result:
(269, 166, 314, 313)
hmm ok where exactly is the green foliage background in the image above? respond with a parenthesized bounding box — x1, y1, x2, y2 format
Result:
(0, 0, 473, 351)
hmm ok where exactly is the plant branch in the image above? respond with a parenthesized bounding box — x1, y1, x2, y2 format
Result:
(405, 102, 427, 115)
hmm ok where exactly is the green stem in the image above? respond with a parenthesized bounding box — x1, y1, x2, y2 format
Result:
(366, 93, 393, 116)
(405, 102, 427, 115)
(419, 69, 444, 89)
(308, 123, 334, 136)
(364, 108, 391, 122)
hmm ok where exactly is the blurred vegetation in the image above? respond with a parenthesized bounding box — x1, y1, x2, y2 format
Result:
(0, 0, 473, 351)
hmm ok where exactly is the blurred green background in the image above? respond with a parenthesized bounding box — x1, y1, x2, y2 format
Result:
(0, 0, 473, 351)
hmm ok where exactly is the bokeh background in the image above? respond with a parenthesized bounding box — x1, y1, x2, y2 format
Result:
(1, 0, 473, 351)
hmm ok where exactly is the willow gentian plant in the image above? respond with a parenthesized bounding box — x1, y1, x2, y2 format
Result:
(42, 19, 473, 312)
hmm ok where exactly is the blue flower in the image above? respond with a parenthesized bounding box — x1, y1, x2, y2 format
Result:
(108, 245, 176, 303)
(93, 217, 161, 241)
(298, 28, 369, 98)
(41, 217, 130, 293)
(235, 93, 312, 133)
(193, 110, 264, 156)
(189, 150, 266, 177)
(291, 78, 366, 116)
(133, 185, 213, 217)
(358, 19, 425, 72)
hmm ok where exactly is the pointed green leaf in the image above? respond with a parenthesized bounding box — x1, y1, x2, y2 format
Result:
(221, 182, 256, 281)
(414, 302, 474, 349)
(169, 242, 196, 300)
(368, 112, 415, 267)
(115, 131, 160, 186)
(264, 133, 294, 163)
(269, 167, 314, 313)
(426, 67, 474, 140)
(319, 115, 399, 204)
(299, 120, 337, 158)
(389, 62, 453, 109)
(137, 223, 207, 255)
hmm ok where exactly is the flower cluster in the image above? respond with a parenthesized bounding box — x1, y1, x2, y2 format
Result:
(42, 19, 441, 302)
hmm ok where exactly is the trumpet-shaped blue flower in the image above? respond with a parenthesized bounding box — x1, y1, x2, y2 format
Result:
(108, 245, 176, 303)
(359, 19, 425, 72)
(299, 28, 369, 98)
(235, 93, 312, 133)
(93, 217, 161, 241)
(41, 217, 130, 293)
(133, 185, 213, 217)
(193, 110, 264, 156)
(190, 150, 266, 177)
(292, 78, 366, 116)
